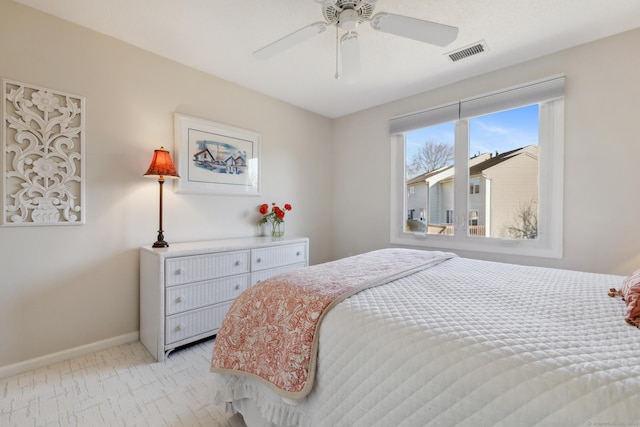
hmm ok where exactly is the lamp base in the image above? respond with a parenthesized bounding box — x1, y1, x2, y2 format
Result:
(152, 230, 169, 248)
(152, 240, 169, 248)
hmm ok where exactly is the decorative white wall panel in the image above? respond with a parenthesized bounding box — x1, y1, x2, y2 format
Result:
(1, 79, 85, 225)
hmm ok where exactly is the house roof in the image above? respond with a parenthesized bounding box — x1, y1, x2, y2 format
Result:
(406, 165, 453, 185)
(407, 146, 534, 185)
(194, 148, 212, 157)
(469, 145, 536, 176)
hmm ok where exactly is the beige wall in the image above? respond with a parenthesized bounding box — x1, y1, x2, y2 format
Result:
(331, 27, 640, 275)
(3, 0, 640, 373)
(0, 1, 333, 369)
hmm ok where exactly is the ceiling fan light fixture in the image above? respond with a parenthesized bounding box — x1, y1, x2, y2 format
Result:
(338, 8, 360, 30)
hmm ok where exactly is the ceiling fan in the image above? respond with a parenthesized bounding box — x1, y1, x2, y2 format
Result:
(253, 0, 459, 83)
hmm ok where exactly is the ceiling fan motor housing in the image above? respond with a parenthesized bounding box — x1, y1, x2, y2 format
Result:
(323, 0, 377, 27)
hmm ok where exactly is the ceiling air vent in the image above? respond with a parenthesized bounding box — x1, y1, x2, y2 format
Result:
(446, 41, 488, 63)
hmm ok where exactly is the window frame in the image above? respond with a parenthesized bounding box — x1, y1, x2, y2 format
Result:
(469, 177, 480, 194)
(389, 77, 564, 259)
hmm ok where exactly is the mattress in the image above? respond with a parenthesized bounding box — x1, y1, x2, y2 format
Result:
(212, 255, 640, 426)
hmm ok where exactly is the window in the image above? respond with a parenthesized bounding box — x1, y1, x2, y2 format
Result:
(469, 178, 480, 194)
(390, 76, 564, 258)
(446, 209, 454, 224)
(469, 210, 479, 226)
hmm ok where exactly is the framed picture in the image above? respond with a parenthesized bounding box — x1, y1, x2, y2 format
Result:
(173, 113, 261, 196)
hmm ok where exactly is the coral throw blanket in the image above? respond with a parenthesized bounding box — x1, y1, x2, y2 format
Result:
(210, 248, 456, 399)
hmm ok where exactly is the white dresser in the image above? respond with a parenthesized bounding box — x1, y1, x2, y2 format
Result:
(140, 236, 309, 361)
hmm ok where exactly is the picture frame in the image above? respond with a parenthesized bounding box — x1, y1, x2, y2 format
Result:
(173, 113, 261, 196)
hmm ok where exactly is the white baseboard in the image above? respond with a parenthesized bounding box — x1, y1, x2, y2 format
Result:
(0, 331, 139, 379)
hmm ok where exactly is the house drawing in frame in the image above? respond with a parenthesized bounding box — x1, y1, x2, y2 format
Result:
(174, 113, 260, 196)
(192, 142, 247, 176)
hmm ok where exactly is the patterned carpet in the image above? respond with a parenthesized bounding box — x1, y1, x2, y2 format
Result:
(0, 338, 246, 427)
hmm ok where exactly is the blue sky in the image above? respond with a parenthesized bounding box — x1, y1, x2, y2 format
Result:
(406, 104, 539, 162)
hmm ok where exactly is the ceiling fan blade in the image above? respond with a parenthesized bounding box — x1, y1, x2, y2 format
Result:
(341, 32, 361, 84)
(254, 22, 328, 60)
(370, 12, 458, 47)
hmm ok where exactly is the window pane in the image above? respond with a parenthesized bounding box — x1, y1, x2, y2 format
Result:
(405, 122, 455, 235)
(468, 104, 539, 239)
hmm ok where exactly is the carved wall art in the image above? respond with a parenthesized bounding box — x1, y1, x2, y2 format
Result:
(2, 79, 85, 225)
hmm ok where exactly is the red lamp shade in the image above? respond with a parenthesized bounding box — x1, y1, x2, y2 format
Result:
(144, 147, 180, 178)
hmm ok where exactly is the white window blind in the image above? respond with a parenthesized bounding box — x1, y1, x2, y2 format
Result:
(390, 75, 565, 134)
(389, 102, 458, 134)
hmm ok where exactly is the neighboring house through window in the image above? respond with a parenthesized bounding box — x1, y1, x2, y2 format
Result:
(390, 76, 564, 258)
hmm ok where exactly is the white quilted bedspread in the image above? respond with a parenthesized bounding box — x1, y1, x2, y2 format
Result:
(213, 257, 640, 426)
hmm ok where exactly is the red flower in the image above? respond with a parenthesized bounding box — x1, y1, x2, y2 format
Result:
(257, 202, 292, 227)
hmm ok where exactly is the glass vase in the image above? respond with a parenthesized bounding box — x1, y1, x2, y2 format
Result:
(271, 220, 285, 238)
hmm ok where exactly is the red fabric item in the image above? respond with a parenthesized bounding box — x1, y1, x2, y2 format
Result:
(622, 268, 640, 320)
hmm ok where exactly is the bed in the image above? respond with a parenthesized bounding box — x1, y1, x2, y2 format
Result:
(210, 248, 640, 427)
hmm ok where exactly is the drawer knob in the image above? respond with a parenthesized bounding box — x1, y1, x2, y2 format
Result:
(177, 268, 185, 275)
(176, 324, 185, 331)
(234, 260, 240, 266)
(234, 284, 241, 290)
(296, 251, 301, 256)
(176, 296, 184, 303)
(256, 257, 262, 263)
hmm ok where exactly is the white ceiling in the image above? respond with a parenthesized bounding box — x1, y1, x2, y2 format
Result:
(13, 0, 640, 118)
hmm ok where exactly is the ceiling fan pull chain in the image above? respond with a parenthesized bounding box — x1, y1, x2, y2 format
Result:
(335, 25, 340, 79)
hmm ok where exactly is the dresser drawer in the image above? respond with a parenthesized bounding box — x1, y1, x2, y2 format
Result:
(250, 262, 307, 286)
(251, 243, 306, 272)
(165, 303, 232, 345)
(166, 274, 250, 315)
(165, 250, 250, 286)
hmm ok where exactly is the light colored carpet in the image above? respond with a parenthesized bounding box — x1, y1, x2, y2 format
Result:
(0, 338, 247, 427)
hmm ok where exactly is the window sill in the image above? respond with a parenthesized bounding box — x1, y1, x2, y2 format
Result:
(390, 232, 563, 259)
